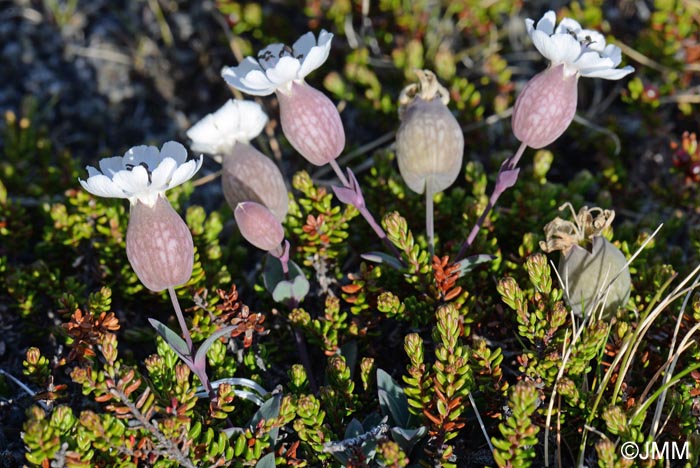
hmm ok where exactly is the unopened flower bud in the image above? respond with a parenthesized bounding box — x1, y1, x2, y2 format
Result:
(234, 201, 284, 252)
(512, 64, 578, 149)
(126, 195, 194, 292)
(396, 70, 463, 194)
(222, 142, 288, 221)
(276, 82, 345, 166)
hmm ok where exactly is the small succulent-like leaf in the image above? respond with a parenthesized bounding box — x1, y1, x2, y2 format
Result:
(148, 318, 190, 362)
(456, 254, 496, 277)
(377, 369, 410, 428)
(361, 252, 404, 270)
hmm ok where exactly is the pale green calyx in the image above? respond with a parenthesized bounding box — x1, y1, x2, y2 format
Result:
(541, 203, 630, 318)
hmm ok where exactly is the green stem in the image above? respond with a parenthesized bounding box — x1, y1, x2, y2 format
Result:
(426, 180, 435, 258)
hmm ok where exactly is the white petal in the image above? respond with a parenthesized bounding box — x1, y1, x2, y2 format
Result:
(86, 165, 102, 178)
(603, 44, 622, 66)
(187, 114, 221, 154)
(168, 156, 202, 189)
(298, 31, 333, 78)
(530, 30, 556, 61)
(292, 31, 316, 56)
(222, 59, 276, 96)
(213, 100, 241, 132)
(98, 156, 125, 176)
(228, 100, 268, 141)
(556, 17, 583, 35)
(265, 56, 301, 86)
(187, 100, 267, 155)
(160, 141, 187, 165)
(575, 50, 615, 73)
(113, 166, 150, 196)
(525, 18, 536, 35)
(132, 190, 161, 207)
(189, 140, 220, 156)
(580, 65, 634, 79)
(80, 175, 127, 198)
(258, 43, 286, 69)
(581, 30, 606, 53)
(535, 11, 557, 35)
(125, 145, 160, 169)
(532, 30, 581, 64)
(150, 156, 177, 190)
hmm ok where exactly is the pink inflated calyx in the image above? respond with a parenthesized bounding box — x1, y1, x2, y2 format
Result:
(222, 142, 288, 222)
(276, 82, 345, 166)
(512, 64, 578, 149)
(126, 195, 194, 292)
(234, 201, 285, 253)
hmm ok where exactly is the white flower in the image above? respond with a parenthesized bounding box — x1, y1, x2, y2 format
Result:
(526, 10, 634, 80)
(221, 30, 333, 96)
(187, 99, 268, 156)
(79, 141, 203, 207)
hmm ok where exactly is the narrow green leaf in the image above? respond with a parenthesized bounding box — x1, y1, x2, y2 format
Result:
(148, 318, 190, 362)
(361, 251, 403, 270)
(390, 426, 426, 455)
(456, 254, 496, 277)
(249, 394, 281, 444)
(377, 368, 410, 428)
(193, 325, 236, 371)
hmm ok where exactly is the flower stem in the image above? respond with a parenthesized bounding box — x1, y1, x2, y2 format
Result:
(168, 287, 194, 353)
(456, 142, 528, 260)
(329, 159, 350, 187)
(329, 160, 404, 261)
(168, 287, 214, 398)
(271, 241, 290, 277)
(426, 187, 435, 259)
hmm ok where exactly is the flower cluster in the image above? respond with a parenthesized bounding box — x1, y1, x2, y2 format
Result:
(512, 10, 634, 149)
(80, 142, 202, 292)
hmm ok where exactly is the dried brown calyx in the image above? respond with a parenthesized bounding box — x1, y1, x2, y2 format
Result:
(540, 203, 615, 256)
(398, 69, 450, 119)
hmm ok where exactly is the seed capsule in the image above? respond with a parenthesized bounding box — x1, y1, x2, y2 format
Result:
(559, 236, 631, 317)
(540, 204, 631, 318)
(396, 70, 463, 194)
